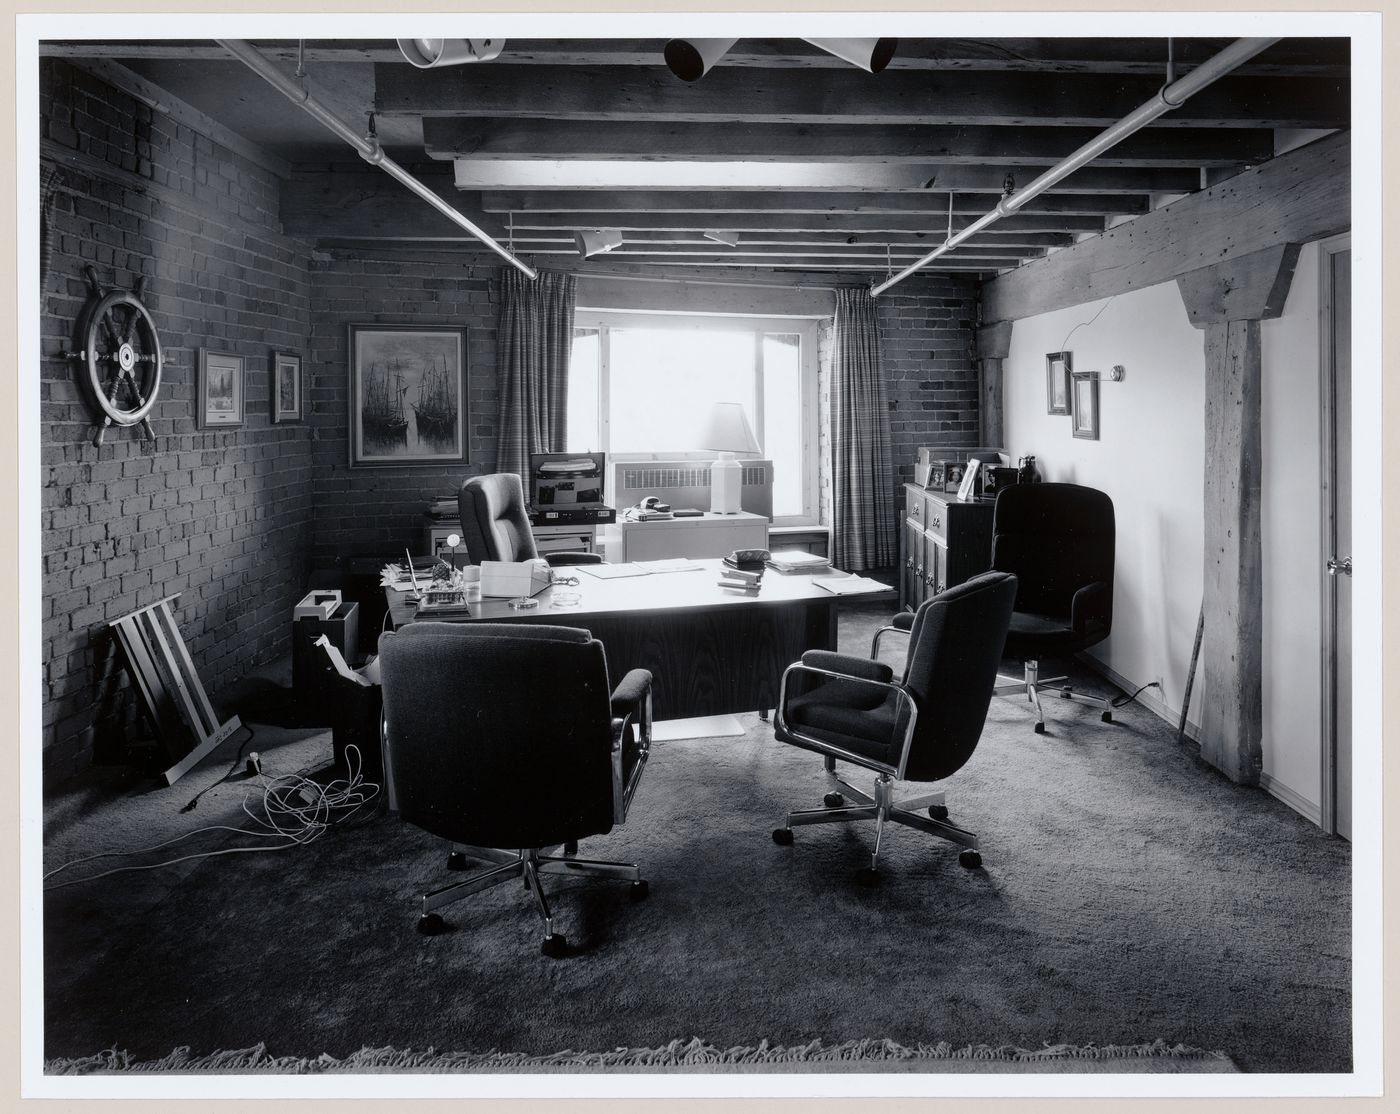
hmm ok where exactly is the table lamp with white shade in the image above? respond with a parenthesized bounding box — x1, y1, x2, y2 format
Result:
(698, 402, 760, 514)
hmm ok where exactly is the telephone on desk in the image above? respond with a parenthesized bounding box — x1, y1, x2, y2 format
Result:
(625, 496, 674, 522)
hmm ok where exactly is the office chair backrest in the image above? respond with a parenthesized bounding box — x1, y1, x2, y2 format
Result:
(898, 570, 1018, 782)
(379, 621, 616, 849)
(990, 483, 1115, 622)
(458, 472, 540, 564)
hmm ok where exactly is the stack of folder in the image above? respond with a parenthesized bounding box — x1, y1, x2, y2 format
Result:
(717, 555, 765, 595)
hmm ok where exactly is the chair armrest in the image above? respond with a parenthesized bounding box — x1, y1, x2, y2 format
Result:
(775, 661, 921, 779)
(891, 610, 915, 631)
(1070, 581, 1111, 636)
(800, 649, 894, 684)
(544, 551, 605, 566)
(610, 669, 653, 823)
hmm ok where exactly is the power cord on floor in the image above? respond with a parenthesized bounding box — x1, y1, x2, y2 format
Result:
(44, 746, 380, 891)
(1111, 680, 1162, 709)
(179, 722, 258, 813)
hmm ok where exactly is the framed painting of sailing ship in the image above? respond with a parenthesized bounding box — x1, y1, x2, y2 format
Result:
(271, 350, 302, 424)
(348, 324, 468, 467)
(198, 348, 244, 429)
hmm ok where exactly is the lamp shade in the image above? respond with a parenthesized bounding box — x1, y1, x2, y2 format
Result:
(801, 37, 898, 73)
(664, 38, 739, 82)
(697, 402, 760, 455)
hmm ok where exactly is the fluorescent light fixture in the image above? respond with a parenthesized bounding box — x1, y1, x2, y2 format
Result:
(802, 37, 899, 73)
(396, 39, 505, 68)
(703, 230, 740, 247)
(451, 159, 946, 190)
(663, 38, 739, 82)
(574, 229, 624, 258)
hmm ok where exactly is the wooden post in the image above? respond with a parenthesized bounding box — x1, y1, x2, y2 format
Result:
(1176, 245, 1300, 785)
(976, 321, 1013, 447)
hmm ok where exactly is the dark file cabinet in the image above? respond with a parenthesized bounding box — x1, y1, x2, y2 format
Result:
(900, 484, 995, 610)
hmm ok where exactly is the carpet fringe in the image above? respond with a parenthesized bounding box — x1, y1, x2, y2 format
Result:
(45, 1036, 1229, 1075)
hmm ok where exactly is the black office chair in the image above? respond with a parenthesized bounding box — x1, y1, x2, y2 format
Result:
(771, 571, 1017, 883)
(989, 483, 1116, 734)
(458, 472, 603, 567)
(378, 621, 652, 957)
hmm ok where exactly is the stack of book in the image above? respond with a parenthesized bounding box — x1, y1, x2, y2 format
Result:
(764, 549, 832, 575)
(717, 554, 765, 594)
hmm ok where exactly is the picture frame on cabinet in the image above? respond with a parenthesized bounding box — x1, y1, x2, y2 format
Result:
(1071, 371, 1100, 440)
(1046, 351, 1072, 415)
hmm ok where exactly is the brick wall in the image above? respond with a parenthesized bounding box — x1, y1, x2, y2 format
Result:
(38, 60, 315, 783)
(876, 273, 982, 486)
(305, 254, 500, 565)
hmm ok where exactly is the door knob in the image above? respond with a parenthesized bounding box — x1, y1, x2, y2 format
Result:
(1326, 556, 1353, 576)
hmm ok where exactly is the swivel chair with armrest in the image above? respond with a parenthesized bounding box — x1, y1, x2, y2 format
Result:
(378, 621, 652, 957)
(989, 482, 1117, 733)
(458, 472, 603, 567)
(771, 571, 1017, 884)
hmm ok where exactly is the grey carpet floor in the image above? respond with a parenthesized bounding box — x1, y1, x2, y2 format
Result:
(40, 601, 1351, 1074)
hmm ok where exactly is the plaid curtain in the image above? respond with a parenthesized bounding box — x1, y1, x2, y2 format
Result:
(41, 163, 60, 295)
(495, 268, 577, 480)
(830, 287, 896, 571)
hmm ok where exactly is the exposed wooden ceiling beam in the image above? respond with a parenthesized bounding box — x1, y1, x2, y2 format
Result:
(477, 189, 1146, 217)
(496, 211, 1108, 235)
(40, 37, 1348, 77)
(422, 118, 1274, 169)
(375, 64, 1348, 130)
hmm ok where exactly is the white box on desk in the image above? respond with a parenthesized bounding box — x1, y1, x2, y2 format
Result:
(479, 559, 552, 598)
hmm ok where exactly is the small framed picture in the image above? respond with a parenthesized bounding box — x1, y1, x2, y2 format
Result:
(956, 460, 981, 502)
(198, 349, 244, 428)
(1071, 371, 1100, 440)
(271, 351, 302, 424)
(1046, 351, 1071, 415)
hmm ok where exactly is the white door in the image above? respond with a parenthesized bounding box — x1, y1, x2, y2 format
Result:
(1322, 239, 1351, 839)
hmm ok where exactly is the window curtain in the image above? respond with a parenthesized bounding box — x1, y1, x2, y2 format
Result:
(495, 268, 577, 480)
(41, 164, 60, 296)
(830, 287, 896, 571)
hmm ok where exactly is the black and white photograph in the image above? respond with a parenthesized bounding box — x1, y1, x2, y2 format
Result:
(20, 7, 1386, 1107)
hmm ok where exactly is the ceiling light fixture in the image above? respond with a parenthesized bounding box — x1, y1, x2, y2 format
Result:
(663, 38, 739, 81)
(702, 230, 740, 247)
(575, 229, 624, 258)
(801, 38, 899, 74)
(396, 38, 505, 68)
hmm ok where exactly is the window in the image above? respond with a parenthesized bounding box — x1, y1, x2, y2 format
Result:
(568, 310, 820, 525)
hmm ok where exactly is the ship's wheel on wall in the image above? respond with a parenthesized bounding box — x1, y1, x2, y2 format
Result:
(65, 265, 165, 447)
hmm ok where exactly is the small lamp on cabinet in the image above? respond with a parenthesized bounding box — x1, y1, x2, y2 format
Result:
(698, 402, 760, 514)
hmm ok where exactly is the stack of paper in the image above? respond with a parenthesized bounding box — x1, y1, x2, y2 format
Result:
(765, 549, 832, 574)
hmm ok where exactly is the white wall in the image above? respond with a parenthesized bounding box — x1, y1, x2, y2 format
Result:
(1001, 266, 1327, 822)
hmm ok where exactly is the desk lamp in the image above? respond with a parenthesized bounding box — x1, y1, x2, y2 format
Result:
(699, 402, 759, 514)
(446, 532, 463, 570)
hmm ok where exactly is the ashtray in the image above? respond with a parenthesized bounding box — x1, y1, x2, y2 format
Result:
(551, 590, 581, 608)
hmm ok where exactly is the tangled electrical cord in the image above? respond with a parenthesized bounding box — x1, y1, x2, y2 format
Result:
(43, 746, 381, 891)
(1111, 679, 1162, 709)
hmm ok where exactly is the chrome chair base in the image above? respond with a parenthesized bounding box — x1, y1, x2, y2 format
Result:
(774, 771, 980, 875)
(995, 658, 1115, 733)
(419, 844, 646, 956)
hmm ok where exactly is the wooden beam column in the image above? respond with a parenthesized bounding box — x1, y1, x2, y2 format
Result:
(1177, 244, 1301, 785)
(976, 322, 1013, 447)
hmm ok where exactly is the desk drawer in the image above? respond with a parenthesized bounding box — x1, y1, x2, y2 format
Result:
(922, 494, 948, 541)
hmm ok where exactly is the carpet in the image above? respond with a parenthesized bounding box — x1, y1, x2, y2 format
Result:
(40, 602, 1350, 1076)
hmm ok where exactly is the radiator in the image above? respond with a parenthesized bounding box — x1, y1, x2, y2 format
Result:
(613, 459, 773, 520)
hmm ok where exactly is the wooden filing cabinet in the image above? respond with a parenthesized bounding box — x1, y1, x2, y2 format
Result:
(900, 484, 995, 610)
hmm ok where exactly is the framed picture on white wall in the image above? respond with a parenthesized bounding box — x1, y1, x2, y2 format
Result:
(1046, 351, 1071, 415)
(1071, 371, 1099, 440)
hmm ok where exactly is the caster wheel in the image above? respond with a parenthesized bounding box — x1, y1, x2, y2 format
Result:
(928, 804, 949, 821)
(630, 879, 649, 901)
(446, 851, 468, 871)
(563, 839, 579, 856)
(1101, 711, 1113, 723)
(856, 868, 881, 888)
(416, 912, 448, 936)
(540, 933, 568, 959)
(823, 791, 845, 808)
(1033, 722, 1046, 735)
(772, 827, 794, 846)
(959, 850, 982, 870)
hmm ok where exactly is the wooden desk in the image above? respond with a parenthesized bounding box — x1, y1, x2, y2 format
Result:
(385, 558, 891, 720)
(602, 511, 768, 563)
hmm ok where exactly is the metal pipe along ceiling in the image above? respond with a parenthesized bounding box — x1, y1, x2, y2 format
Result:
(870, 36, 1282, 297)
(216, 38, 537, 279)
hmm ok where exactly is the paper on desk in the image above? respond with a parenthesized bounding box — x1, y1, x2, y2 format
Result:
(577, 562, 651, 579)
(314, 634, 376, 687)
(811, 574, 892, 596)
(637, 558, 704, 573)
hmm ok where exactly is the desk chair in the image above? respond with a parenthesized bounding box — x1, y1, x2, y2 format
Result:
(989, 483, 1117, 733)
(458, 472, 603, 567)
(771, 571, 1017, 884)
(378, 621, 652, 957)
